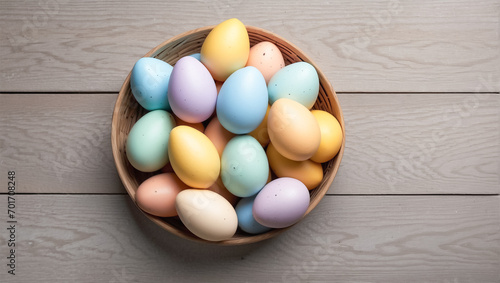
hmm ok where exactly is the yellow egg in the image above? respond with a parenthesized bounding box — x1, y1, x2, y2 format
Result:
(249, 104, 271, 147)
(168, 125, 220, 188)
(266, 143, 323, 190)
(310, 110, 343, 163)
(268, 98, 321, 161)
(201, 18, 250, 81)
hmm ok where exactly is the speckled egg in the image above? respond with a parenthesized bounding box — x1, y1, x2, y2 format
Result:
(135, 173, 188, 217)
(221, 135, 269, 197)
(130, 57, 173, 111)
(253, 177, 310, 228)
(246, 41, 285, 84)
(268, 62, 319, 109)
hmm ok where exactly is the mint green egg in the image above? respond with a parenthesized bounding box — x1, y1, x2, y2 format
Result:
(126, 110, 175, 172)
(221, 135, 269, 197)
(268, 62, 319, 109)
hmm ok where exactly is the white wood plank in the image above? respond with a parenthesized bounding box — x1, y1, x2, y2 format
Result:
(0, 0, 498, 93)
(0, 93, 124, 194)
(1, 93, 498, 194)
(0, 195, 498, 282)
(331, 92, 500, 194)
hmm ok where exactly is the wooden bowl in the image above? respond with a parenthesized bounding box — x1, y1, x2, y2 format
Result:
(111, 25, 345, 245)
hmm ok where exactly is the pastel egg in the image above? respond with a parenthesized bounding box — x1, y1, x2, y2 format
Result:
(216, 66, 268, 134)
(200, 18, 250, 81)
(268, 62, 319, 109)
(208, 177, 239, 206)
(253, 177, 310, 228)
(267, 98, 321, 161)
(221, 135, 269, 197)
(204, 116, 236, 157)
(176, 189, 238, 241)
(235, 196, 271, 234)
(310, 110, 343, 163)
(168, 56, 217, 123)
(246, 41, 285, 84)
(249, 104, 271, 147)
(267, 143, 323, 190)
(168, 125, 220, 188)
(130, 57, 173, 111)
(126, 110, 176, 172)
(135, 173, 188, 217)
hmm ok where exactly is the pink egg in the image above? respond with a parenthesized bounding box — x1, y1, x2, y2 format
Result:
(204, 116, 235, 157)
(246, 41, 285, 84)
(253, 177, 310, 228)
(168, 56, 217, 123)
(136, 173, 189, 217)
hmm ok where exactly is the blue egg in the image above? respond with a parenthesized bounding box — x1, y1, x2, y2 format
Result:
(268, 62, 319, 109)
(216, 66, 268, 134)
(221, 135, 269, 197)
(130, 57, 173, 111)
(235, 196, 271, 234)
(189, 53, 201, 61)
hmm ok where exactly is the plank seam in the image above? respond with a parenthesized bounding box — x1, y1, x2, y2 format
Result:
(0, 193, 498, 196)
(1, 91, 498, 95)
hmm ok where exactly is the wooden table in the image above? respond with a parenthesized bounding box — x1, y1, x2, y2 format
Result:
(1, 1, 499, 282)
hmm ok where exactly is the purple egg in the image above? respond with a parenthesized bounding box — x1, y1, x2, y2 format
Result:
(168, 56, 217, 123)
(253, 177, 310, 228)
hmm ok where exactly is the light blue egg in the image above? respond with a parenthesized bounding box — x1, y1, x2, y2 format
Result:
(216, 66, 268, 134)
(268, 62, 319, 109)
(189, 53, 201, 61)
(126, 110, 176, 172)
(235, 196, 271, 234)
(130, 57, 173, 111)
(221, 135, 269, 197)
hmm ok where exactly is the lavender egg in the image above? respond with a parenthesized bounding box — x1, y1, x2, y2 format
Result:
(253, 177, 310, 228)
(168, 56, 217, 123)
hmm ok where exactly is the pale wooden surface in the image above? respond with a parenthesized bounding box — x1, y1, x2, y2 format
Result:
(0, 195, 498, 283)
(0, 0, 498, 93)
(1, 93, 498, 195)
(1, 0, 499, 282)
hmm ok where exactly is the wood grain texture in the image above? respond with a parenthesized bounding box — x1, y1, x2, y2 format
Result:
(1, 92, 498, 194)
(0, 195, 498, 282)
(0, 0, 498, 93)
(0, 93, 124, 194)
(333, 92, 500, 194)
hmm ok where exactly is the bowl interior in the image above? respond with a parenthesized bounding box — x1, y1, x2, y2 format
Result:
(111, 26, 345, 245)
